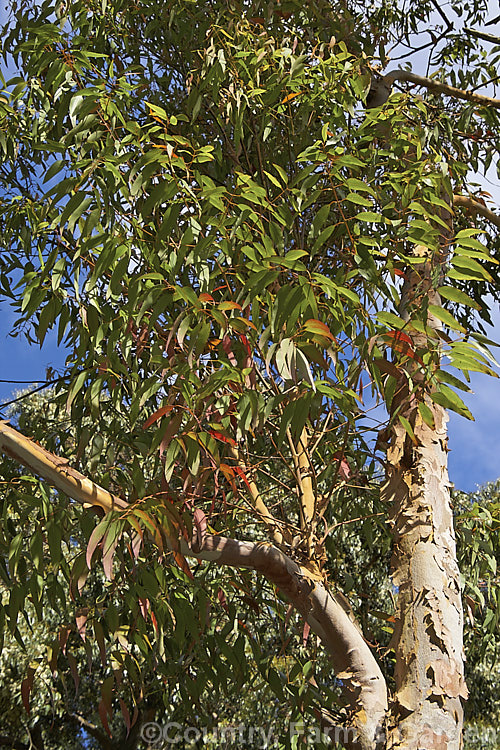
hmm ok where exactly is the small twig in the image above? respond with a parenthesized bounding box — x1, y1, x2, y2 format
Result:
(0, 377, 70, 411)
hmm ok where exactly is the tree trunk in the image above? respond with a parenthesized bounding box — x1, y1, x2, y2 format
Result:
(383, 400, 467, 748)
(382, 234, 468, 747)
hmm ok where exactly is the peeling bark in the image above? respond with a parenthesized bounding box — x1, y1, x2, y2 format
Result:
(382, 227, 467, 747)
(0, 420, 387, 750)
(382, 404, 467, 748)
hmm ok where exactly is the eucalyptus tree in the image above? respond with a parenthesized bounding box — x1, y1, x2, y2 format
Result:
(1, 1, 500, 748)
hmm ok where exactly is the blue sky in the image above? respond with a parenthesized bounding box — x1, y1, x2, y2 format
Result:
(0, 4, 500, 493)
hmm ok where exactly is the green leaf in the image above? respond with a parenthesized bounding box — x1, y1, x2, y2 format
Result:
(427, 304, 466, 332)
(418, 401, 435, 429)
(377, 311, 406, 329)
(346, 192, 373, 207)
(435, 369, 472, 392)
(398, 415, 417, 445)
(450, 255, 493, 282)
(355, 211, 384, 223)
(431, 385, 474, 420)
(437, 286, 481, 310)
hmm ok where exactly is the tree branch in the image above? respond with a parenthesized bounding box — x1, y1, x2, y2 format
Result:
(453, 194, 500, 229)
(68, 713, 115, 750)
(228, 443, 288, 546)
(383, 69, 500, 108)
(0, 420, 388, 749)
(0, 420, 128, 513)
(287, 426, 317, 557)
(464, 27, 500, 45)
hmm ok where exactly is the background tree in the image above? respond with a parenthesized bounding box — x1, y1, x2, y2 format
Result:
(1, 1, 500, 748)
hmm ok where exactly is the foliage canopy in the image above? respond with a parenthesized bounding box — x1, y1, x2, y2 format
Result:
(1, 1, 500, 748)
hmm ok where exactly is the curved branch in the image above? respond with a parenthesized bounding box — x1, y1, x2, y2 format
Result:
(384, 69, 500, 108)
(0, 420, 387, 749)
(453, 194, 500, 230)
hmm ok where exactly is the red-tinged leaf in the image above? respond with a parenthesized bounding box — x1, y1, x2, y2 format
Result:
(143, 404, 174, 429)
(102, 541, 118, 580)
(217, 587, 228, 611)
(67, 653, 80, 695)
(102, 524, 122, 581)
(199, 292, 214, 303)
(373, 357, 401, 379)
(133, 510, 164, 551)
(21, 666, 35, 714)
(150, 610, 159, 633)
(222, 334, 238, 365)
(98, 698, 112, 738)
(76, 609, 88, 641)
(84, 639, 93, 674)
(193, 507, 207, 548)
(385, 330, 413, 346)
(159, 411, 183, 457)
(218, 301, 242, 311)
(393, 269, 407, 278)
(86, 520, 109, 568)
(130, 529, 142, 559)
(47, 644, 59, 674)
(238, 333, 252, 356)
(138, 597, 150, 619)
(382, 330, 423, 363)
(59, 626, 70, 655)
(131, 706, 139, 728)
(303, 319, 334, 340)
(235, 317, 256, 330)
(333, 452, 351, 480)
(119, 698, 131, 737)
(282, 91, 302, 104)
(218, 463, 236, 492)
(219, 462, 235, 477)
(172, 549, 193, 579)
(234, 465, 252, 492)
(302, 621, 311, 646)
(208, 429, 237, 446)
